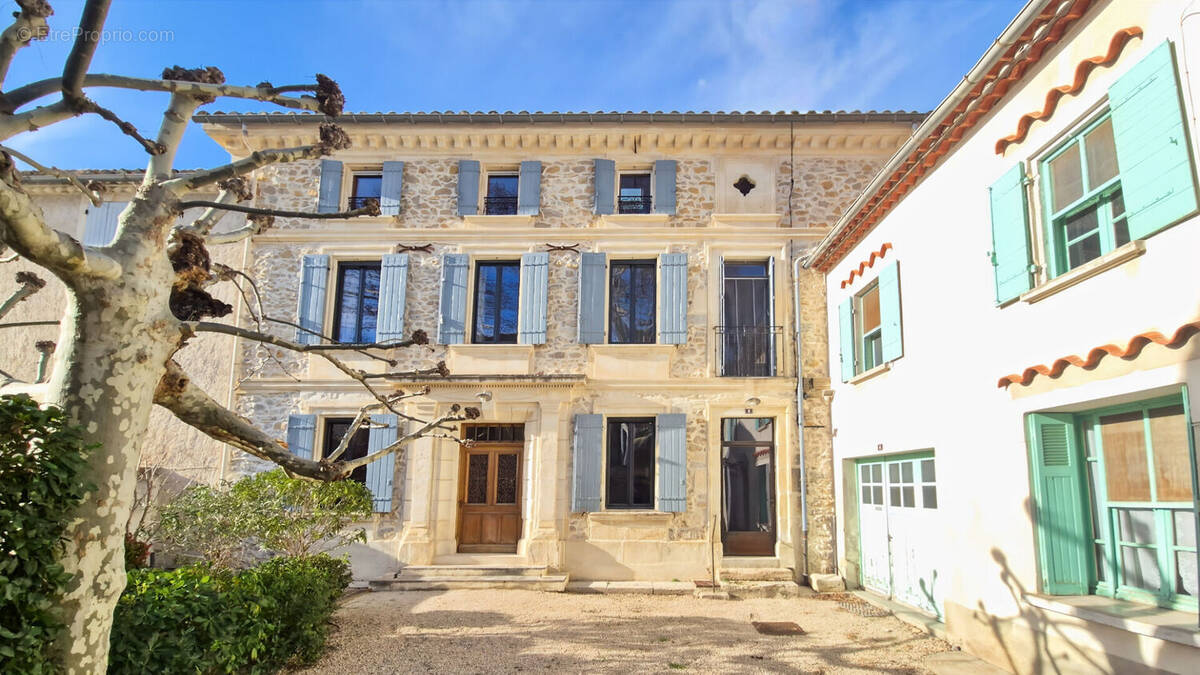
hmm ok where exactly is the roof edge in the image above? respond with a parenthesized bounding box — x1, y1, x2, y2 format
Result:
(192, 110, 927, 126)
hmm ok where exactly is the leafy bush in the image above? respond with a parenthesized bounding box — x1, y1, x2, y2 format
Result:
(157, 483, 257, 568)
(109, 554, 351, 674)
(0, 394, 94, 674)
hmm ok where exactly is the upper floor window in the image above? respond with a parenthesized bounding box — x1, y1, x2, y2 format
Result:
(350, 173, 382, 210)
(857, 281, 883, 372)
(473, 260, 520, 344)
(606, 417, 655, 509)
(719, 260, 776, 377)
(837, 260, 902, 382)
(618, 172, 652, 214)
(609, 260, 656, 344)
(484, 173, 519, 215)
(334, 262, 381, 343)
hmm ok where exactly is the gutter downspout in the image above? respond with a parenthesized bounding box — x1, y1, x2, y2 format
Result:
(792, 250, 810, 581)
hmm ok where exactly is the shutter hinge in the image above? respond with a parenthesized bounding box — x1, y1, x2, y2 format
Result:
(1027, 263, 1041, 273)
(987, 250, 996, 266)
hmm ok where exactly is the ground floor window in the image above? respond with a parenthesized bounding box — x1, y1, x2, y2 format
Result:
(606, 418, 655, 509)
(322, 417, 369, 485)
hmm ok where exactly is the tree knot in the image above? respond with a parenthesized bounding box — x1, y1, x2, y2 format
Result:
(317, 123, 351, 154)
(314, 74, 344, 117)
(14, 270, 45, 289)
(216, 176, 252, 202)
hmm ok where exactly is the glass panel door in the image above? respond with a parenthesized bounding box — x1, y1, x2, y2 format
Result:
(721, 418, 775, 556)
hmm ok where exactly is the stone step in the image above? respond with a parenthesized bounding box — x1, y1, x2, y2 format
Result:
(720, 580, 810, 599)
(397, 565, 549, 578)
(369, 574, 569, 592)
(721, 556, 783, 569)
(720, 567, 795, 582)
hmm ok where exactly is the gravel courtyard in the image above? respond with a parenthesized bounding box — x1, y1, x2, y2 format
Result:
(298, 589, 954, 674)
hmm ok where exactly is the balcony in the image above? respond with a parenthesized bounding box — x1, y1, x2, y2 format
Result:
(715, 325, 782, 377)
(484, 196, 519, 215)
(617, 195, 653, 214)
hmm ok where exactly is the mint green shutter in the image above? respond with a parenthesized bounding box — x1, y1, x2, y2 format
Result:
(653, 160, 677, 215)
(366, 414, 398, 512)
(878, 260, 903, 363)
(988, 164, 1033, 304)
(594, 159, 615, 215)
(317, 159, 342, 213)
(518, 161, 542, 215)
(1110, 40, 1198, 240)
(656, 413, 686, 512)
(296, 254, 329, 345)
(457, 160, 480, 216)
(437, 253, 468, 344)
(577, 252, 606, 343)
(376, 253, 409, 343)
(838, 297, 854, 382)
(658, 252, 687, 344)
(572, 414, 603, 512)
(286, 414, 316, 460)
(518, 252, 548, 344)
(1027, 413, 1090, 595)
(380, 161, 403, 215)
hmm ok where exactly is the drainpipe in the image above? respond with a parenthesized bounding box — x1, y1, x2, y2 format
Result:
(792, 252, 809, 580)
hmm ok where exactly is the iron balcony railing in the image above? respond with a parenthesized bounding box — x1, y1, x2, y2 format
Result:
(348, 195, 380, 210)
(715, 325, 782, 377)
(485, 196, 519, 215)
(618, 195, 653, 214)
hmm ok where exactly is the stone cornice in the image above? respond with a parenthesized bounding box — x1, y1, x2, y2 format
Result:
(252, 224, 830, 244)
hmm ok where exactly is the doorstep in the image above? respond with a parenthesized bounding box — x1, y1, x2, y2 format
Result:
(566, 580, 694, 596)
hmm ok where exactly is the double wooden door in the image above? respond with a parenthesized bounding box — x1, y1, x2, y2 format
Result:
(457, 443, 522, 552)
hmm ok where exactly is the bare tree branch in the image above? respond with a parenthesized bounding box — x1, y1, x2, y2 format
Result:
(337, 406, 478, 474)
(0, 269, 43, 319)
(0, 0, 52, 92)
(0, 319, 57, 328)
(34, 338, 53, 382)
(0, 144, 103, 204)
(184, 177, 251, 236)
(61, 0, 111, 104)
(165, 145, 324, 193)
(177, 199, 380, 220)
(5, 73, 326, 113)
(147, 93, 200, 177)
(0, 178, 121, 279)
(79, 96, 164, 155)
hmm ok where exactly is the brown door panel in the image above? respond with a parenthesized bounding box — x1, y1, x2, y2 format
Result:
(457, 444, 522, 553)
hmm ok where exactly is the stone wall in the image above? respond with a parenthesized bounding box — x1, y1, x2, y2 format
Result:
(777, 157, 884, 229)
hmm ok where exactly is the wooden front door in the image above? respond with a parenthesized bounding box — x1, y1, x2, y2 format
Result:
(457, 442, 522, 553)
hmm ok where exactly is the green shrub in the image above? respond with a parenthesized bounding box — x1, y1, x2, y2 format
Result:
(0, 394, 94, 674)
(157, 483, 258, 568)
(109, 554, 351, 674)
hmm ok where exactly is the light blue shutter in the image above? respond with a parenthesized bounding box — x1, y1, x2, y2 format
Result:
(366, 414, 398, 512)
(1109, 40, 1198, 240)
(838, 297, 855, 382)
(317, 159, 343, 214)
(658, 252, 688, 344)
(82, 201, 126, 247)
(376, 253, 409, 343)
(437, 253, 469, 344)
(518, 160, 542, 215)
(380, 161, 404, 215)
(577, 252, 607, 343)
(518, 252, 548, 344)
(286, 414, 316, 460)
(767, 257, 777, 375)
(653, 160, 677, 215)
(656, 413, 687, 512)
(457, 160, 480, 216)
(988, 164, 1033, 304)
(878, 260, 903, 363)
(594, 159, 615, 215)
(572, 414, 603, 512)
(296, 254, 330, 345)
(1027, 413, 1089, 595)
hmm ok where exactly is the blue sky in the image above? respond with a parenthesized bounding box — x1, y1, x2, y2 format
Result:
(6, 0, 1027, 170)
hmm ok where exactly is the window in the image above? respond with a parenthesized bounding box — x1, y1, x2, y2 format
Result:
(321, 417, 369, 485)
(609, 260, 656, 344)
(349, 173, 382, 210)
(472, 261, 520, 344)
(858, 456, 937, 509)
(606, 418, 655, 509)
(720, 261, 776, 376)
(1040, 114, 1128, 272)
(333, 262, 381, 343)
(857, 282, 883, 372)
(618, 172, 652, 214)
(484, 173, 519, 215)
(838, 261, 901, 382)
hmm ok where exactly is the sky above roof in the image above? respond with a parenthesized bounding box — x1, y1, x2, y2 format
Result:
(7, 0, 1026, 170)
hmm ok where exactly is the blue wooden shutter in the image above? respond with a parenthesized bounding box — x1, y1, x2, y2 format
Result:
(838, 297, 855, 382)
(594, 159, 615, 215)
(437, 253, 469, 344)
(656, 413, 687, 512)
(878, 260, 903, 363)
(518, 252, 549, 344)
(380, 161, 404, 215)
(366, 414, 398, 512)
(653, 160, 677, 215)
(286, 414, 316, 460)
(317, 159, 343, 214)
(767, 257, 777, 375)
(457, 160, 480, 216)
(518, 160, 542, 215)
(1027, 413, 1090, 595)
(988, 163, 1033, 304)
(658, 252, 688, 344)
(376, 253, 409, 343)
(82, 201, 126, 247)
(1109, 40, 1198, 240)
(577, 252, 607, 343)
(572, 414, 603, 512)
(296, 254, 330, 345)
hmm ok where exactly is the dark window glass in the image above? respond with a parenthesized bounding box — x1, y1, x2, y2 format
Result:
(485, 174, 519, 215)
(722, 261, 773, 376)
(323, 417, 369, 485)
(618, 173, 652, 214)
(473, 261, 520, 344)
(606, 418, 655, 508)
(609, 261, 656, 344)
(351, 174, 382, 209)
(464, 424, 525, 443)
(334, 262, 381, 343)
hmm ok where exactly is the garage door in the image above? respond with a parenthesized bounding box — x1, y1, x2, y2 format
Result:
(857, 455, 944, 619)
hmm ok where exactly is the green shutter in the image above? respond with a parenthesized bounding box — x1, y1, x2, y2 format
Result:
(1109, 40, 1198, 240)
(1027, 413, 1090, 595)
(572, 414, 603, 512)
(878, 260, 903, 363)
(988, 163, 1033, 304)
(838, 297, 855, 382)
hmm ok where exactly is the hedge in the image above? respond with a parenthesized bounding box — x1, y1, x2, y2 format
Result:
(109, 554, 351, 674)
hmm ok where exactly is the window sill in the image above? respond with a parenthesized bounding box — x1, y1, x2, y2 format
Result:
(446, 344, 534, 376)
(709, 213, 781, 228)
(1023, 594, 1200, 648)
(848, 362, 891, 385)
(461, 214, 536, 227)
(597, 213, 670, 227)
(586, 511, 674, 526)
(1020, 240, 1146, 304)
(587, 344, 674, 380)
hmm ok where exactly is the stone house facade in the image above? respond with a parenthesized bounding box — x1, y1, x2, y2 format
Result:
(194, 111, 918, 582)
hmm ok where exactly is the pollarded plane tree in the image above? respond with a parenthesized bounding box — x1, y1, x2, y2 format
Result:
(0, 1, 474, 671)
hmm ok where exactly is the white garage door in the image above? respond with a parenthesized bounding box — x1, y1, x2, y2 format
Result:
(857, 455, 944, 619)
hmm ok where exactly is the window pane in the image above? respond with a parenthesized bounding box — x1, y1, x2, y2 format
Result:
(872, 486, 883, 504)
(618, 173, 652, 214)
(724, 262, 768, 278)
(889, 463, 900, 483)
(722, 418, 773, 443)
(1121, 545, 1162, 592)
(1084, 118, 1119, 187)
(607, 419, 654, 508)
(902, 485, 914, 508)
(920, 459, 935, 482)
(487, 174, 519, 197)
(1100, 411, 1151, 501)
(607, 424, 631, 506)
(1050, 142, 1084, 212)
(860, 285, 881, 334)
(1149, 405, 1192, 502)
(631, 264, 656, 343)
(1087, 463, 1105, 539)
(1116, 508, 1156, 545)
(1095, 544, 1109, 582)
(922, 485, 938, 509)
(889, 486, 901, 506)
(871, 464, 882, 483)
(1067, 232, 1102, 269)
(337, 267, 361, 341)
(631, 422, 655, 506)
(499, 265, 519, 341)
(1175, 510, 1197, 548)
(466, 454, 489, 504)
(353, 174, 382, 199)
(473, 263, 519, 344)
(360, 268, 379, 343)
(610, 262, 655, 344)
(900, 462, 913, 483)
(860, 464, 871, 483)
(1064, 206, 1099, 242)
(474, 265, 497, 341)
(1177, 551, 1197, 596)
(496, 453, 518, 505)
(861, 486, 872, 504)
